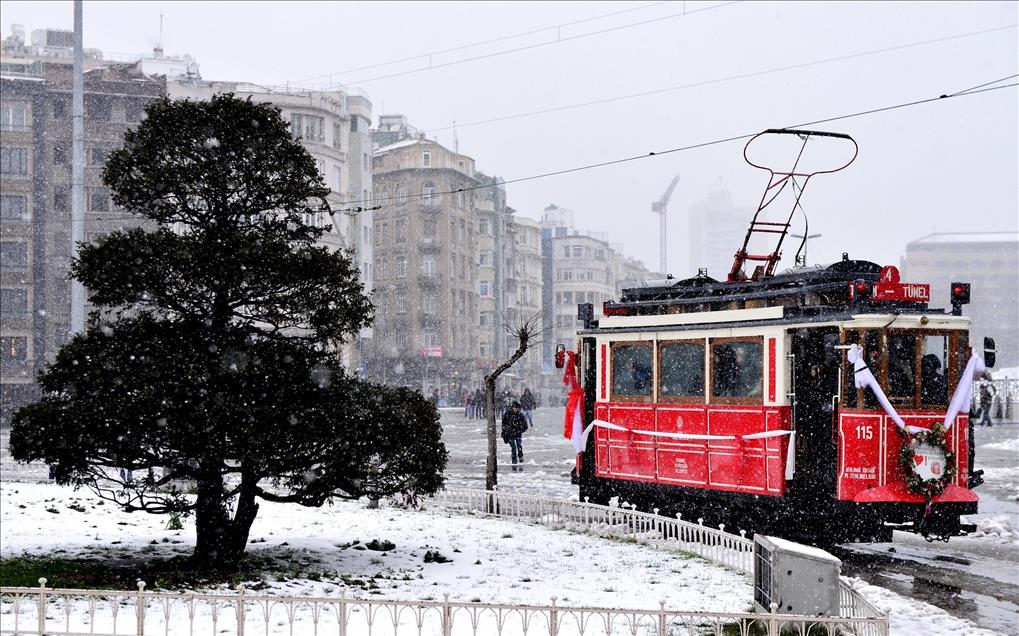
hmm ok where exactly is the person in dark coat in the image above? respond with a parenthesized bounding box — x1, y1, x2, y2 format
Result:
(520, 388, 536, 427)
(501, 401, 528, 470)
(979, 384, 994, 426)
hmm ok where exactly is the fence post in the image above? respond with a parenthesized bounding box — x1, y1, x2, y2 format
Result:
(658, 599, 667, 636)
(338, 589, 347, 636)
(550, 596, 559, 636)
(37, 578, 47, 635)
(441, 593, 452, 636)
(769, 602, 778, 636)
(235, 583, 245, 636)
(136, 580, 146, 636)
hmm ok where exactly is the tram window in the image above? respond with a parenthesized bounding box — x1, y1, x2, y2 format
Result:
(888, 333, 916, 402)
(920, 335, 948, 405)
(611, 343, 653, 399)
(711, 339, 763, 402)
(659, 341, 705, 400)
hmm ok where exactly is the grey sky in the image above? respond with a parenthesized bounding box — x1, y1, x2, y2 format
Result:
(3, 1, 1016, 277)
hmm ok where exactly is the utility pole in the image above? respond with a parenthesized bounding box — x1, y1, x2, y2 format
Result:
(70, 0, 85, 334)
(651, 176, 680, 275)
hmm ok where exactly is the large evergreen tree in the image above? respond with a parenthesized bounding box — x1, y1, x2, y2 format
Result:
(11, 94, 447, 569)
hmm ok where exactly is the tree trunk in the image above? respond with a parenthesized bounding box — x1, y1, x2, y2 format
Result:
(191, 468, 260, 570)
(485, 376, 498, 493)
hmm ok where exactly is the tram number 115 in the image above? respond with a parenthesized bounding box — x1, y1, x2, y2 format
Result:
(855, 425, 874, 440)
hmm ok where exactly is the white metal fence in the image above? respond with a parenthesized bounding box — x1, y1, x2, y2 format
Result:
(432, 489, 886, 630)
(1, 579, 888, 636)
(0, 489, 887, 636)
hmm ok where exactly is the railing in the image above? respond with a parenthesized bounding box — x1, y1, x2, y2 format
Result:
(0, 579, 888, 636)
(434, 489, 756, 574)
(433, 489, 887, 631)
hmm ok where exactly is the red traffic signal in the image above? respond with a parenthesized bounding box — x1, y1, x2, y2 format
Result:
(951, 282, 970, 306)
(851, 279, 872, 302)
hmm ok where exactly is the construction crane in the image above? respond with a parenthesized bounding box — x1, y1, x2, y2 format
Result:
(651, 175, 680, 275)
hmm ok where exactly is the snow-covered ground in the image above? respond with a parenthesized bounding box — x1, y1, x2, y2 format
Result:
(2, 408, 1016, 634)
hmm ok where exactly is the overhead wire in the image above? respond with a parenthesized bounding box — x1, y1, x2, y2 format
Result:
(37, 77, 1018, 223)
(311, 1, 743, 87)
(291, 1, 674, 84)
(336, 78, 1017, 213)
(422, 24, 1018, 133)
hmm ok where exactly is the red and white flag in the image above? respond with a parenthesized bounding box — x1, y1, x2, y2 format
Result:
(561, 351, 587, 472)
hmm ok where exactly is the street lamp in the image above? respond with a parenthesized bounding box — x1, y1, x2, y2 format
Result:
(790, 233, 821, 267)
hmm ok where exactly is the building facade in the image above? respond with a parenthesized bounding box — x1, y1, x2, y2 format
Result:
(901, 232, 1019, 368)
(368, 130, 481, 395)
(510, 216, 545, 397)
(688, 189, 756, 281)
(1, 29, 164, 425)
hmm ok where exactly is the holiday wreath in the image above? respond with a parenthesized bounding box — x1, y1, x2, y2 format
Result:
(898, 423, 956, 501)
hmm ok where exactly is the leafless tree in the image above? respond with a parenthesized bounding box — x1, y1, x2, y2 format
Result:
(484, 311, 546, 494)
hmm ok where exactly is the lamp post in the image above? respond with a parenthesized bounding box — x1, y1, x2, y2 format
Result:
(790, 233, 821, 266)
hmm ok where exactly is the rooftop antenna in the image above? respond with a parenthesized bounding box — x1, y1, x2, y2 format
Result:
(154, 12, 164, 58)
(651, 175, 680, 275)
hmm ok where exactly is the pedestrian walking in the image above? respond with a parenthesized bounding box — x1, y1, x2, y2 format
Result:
(520, 387, 536, 428)
(979, 384, 994, 426)
(501, 401, 528, 470)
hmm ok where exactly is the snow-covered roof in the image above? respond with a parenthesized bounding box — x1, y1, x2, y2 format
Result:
(760, 535, 842, 564)
(908, 232, 1019, 246)
(373, 137, 428, 155)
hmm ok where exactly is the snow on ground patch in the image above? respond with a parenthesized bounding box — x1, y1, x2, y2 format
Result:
(0, 481, 750, 613)
(847, 577, 1004, 636)
(981, 437, 1019, 453)
(966, 514, 1019, 545)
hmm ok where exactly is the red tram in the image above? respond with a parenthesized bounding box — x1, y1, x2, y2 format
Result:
(558, 130, 993, 543)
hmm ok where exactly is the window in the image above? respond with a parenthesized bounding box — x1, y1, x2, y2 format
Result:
(85, 96, 111, 121)
(562, 291, 573, 305)
(920, 334, 949, 406)
(422, 151, 431, 167)
(659, 341, 705, 401)
(315, 159, 325, 178)
(0, 288, 28, 316)
(611, 343, 653, 400)
(395, 295, 407, 313)
(573, 246, 583, 257)
(423, 219, 437, 238)
(53, 188, 69, 212)
(423, 292, 437, 314)
(89, 147, 109, 166)
(0, 242, 28, 271)
(332, 122, 343, 150)
(888, 332, 915, 402)
(396, 255, 407, 278)
(422, 254, 437, 276)
(333, 166, 342, 192)
(422, 183, 437, 203)
(0, 195, 29, 221)
(458, 160, 465, 170)
(126, 100, 144, 122)
(53, 144, 68, 165)
(563, 246, 571, 258)
(294, 115, 323, 142)
(1, 147, 29, 176)
(0, 103, 28, 131)
(479, 219, 490, 236)
(52, 98, 67, 119)
(350, 116, 359, 132)
(363, 152, 369, 171)
(0, 336, 28, 363)
(562, 270, 573, 281)
(479, 250, 492, 266)
(290, 113, 305, 139)
(711, 338, 763, 403)
(395, 219, 406, 242)
(480, 280, 492, 297)
(88, 188, 110, 212)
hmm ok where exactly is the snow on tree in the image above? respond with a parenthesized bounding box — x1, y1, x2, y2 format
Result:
(10, 94, 447, 570)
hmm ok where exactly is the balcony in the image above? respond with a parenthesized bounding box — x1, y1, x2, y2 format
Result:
(418, 272, 440, 287)
(418, 237, 441, 252)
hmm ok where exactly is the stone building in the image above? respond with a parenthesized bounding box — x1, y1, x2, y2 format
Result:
(509, 216, 545, 395)
(1, 29, 164, 425)
(901, 232, 1019, 368)
(368, 128, 481, 395)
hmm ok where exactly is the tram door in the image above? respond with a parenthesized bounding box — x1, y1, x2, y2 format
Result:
(790, 328, 840, 502)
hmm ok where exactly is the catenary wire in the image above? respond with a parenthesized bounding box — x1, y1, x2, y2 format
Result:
(291, 1, 674, 84)
(320, 1, 742, 87)
(339, 79, 1017, 213)
(35, 78, 1017, 223)
(422, 24, 1017, 133)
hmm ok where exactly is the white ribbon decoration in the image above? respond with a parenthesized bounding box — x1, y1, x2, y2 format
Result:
(942, 351, 985, 431)
(846, 344, 927, 433)
(848, 344, 985, 433)
(590, 419, 796, 480)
